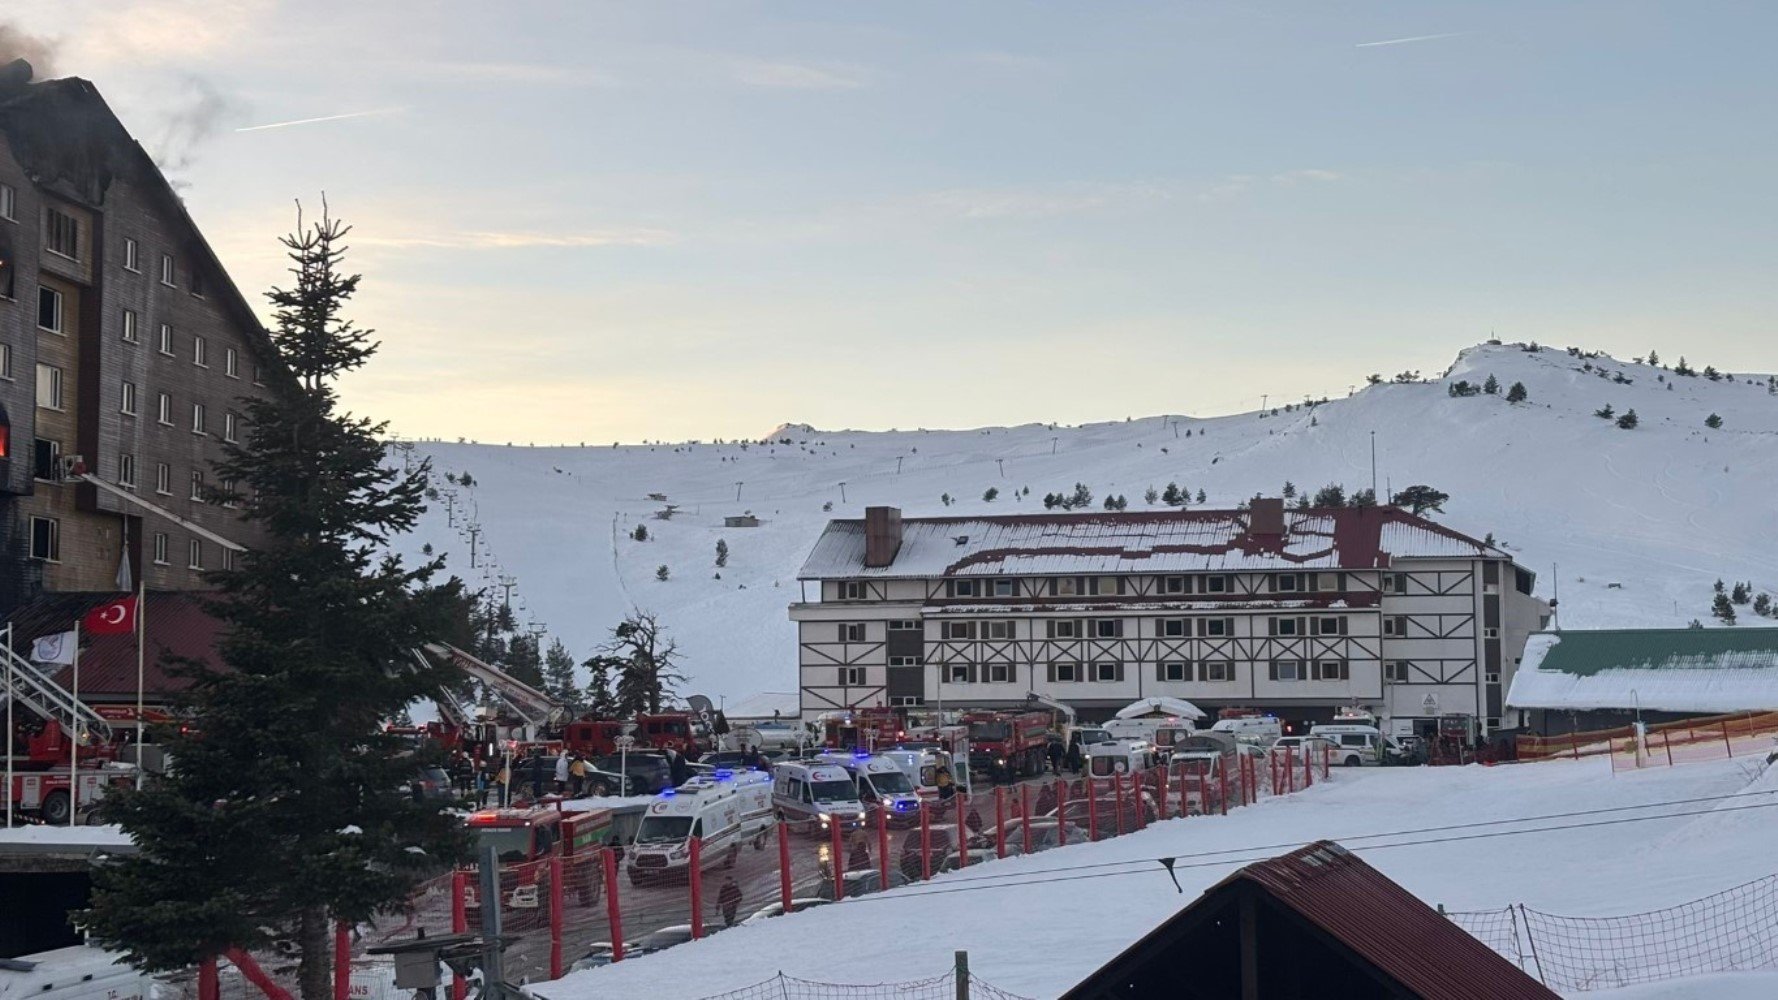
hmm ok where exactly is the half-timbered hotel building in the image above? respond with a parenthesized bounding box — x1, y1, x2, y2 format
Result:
(790, 500, 1550, 739)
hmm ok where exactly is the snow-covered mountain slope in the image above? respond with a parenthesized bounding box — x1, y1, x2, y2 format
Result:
(395, 343, 1776, 702)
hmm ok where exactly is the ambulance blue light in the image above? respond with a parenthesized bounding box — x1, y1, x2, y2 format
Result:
(853, 749, 871, 760)
(660, 787, 676, 798)
(714, 768, 734, 781)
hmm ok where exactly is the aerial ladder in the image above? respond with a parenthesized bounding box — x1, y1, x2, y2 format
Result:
(1, 641, 114, 751)
(419, 643, 565, 741)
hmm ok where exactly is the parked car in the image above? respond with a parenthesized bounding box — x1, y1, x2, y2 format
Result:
(816, 869, 910, 900)
(999, 817, 1089, 853)
(576, 766, 635, 798)
(569, 924, 701, 971)
(1270, 736, 1338, 760)
(595, 752, 674, 793)
(742, 898, 832, 925)
(938, 846, 1022, 873)
(403, 766, 456, 803)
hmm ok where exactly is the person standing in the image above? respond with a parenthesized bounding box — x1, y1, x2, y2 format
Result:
(569, 753, 588, 796)
(554, 749, 571, 795)
(718, 875, 743, 927)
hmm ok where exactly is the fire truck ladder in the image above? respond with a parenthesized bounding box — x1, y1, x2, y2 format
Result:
(421, 643, 565, 731)
(409, 648, 477, 729)
(0, 642, 115, 745)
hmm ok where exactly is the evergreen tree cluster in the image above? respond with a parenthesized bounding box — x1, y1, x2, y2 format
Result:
(1043, 482, 1095, 510)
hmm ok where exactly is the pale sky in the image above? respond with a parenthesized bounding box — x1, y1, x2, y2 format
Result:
(9, 1, 1775, 443)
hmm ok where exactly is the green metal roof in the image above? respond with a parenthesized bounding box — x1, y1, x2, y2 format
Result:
(1529, 628, 1778, 676)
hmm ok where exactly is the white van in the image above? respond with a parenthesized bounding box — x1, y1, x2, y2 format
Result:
(815, 751, 923, 824)
(771, 760, 867, 835)
(1085, 739, 1159, 778)
(0, 947, 148, 1000)
(1308, 725, 1403, 767)
(626, 769, 773, 884)
(1210, 715, 1283, 743)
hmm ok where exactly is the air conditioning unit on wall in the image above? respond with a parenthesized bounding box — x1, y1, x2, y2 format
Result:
(60, 454, 87, 479)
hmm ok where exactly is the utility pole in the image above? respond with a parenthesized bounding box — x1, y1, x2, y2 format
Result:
(1260, 394, 1268, 415)
(838, 481, 847, 503)
(476, 846, 506, 1000)
(1171, 420, 1180, 439)
(498, 574, 517, 610)
(467, 524, 482, 569)
(1369, 431, 1377, 499)
(896, 456, 904, 474)
(734, 481, 744, 501)
(1050, 437, 1058, 455)
(995, 459, 1004, 478)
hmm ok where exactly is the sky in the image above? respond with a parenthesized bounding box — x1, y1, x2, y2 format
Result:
(6, 1, 1775, 444)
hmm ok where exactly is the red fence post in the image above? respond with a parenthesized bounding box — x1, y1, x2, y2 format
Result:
(334, 920, 351, 1000)
(1158, 768, 1170, 820)
(1723, 720, 1734, 756)
(1114, 773, 1127, 836)
(548, 855, 564, 979)
(1087, 779, 1099, 841)
(1218, 761, 1229, 815)
(688, 837, 705, 940)
(994, 787, 1006, 859)
(1570, 731, 1580, 761)
(198, 957, 219, 1000)
(919, 802, 932, 881)
(831, 818, 848, 895)
(1055, 780, 1069, 847)
(450, 872, 468, 1000)
(1304, 746, 1314, 788)
(777, 821, 793, 910)
(1020, 784, 1032, 855)
(877, 807, 890, 889)
(602, 848, 624, 963)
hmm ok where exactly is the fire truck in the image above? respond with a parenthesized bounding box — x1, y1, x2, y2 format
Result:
(462, 806, 613, 925)
(3, 641, 135, 825)
(817, 707, 905, 751)
(962, 710, 1051, 782)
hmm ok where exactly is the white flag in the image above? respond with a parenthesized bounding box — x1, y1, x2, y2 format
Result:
(115, 547, 133, 592)
(31, 630, 77, 666)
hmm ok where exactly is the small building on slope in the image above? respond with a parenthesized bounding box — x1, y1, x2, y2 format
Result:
(1061, 840, 1556, 999)
(1506, 627, 1778, 734)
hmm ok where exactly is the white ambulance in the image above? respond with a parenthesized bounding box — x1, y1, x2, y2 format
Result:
(625, 769, 773, 884)
(771, 759, 867, 835)
(0, 947, 147, 1000)
(815, 751, 923, 825)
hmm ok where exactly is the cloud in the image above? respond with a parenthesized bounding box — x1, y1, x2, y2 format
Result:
(1271, 168, 1343, 184)
(0, 21, 60, 75)
(732, 59, 865, 90)
(916, 182, 1171, 220)
(1355, 32, 1464, 49)
(352, 228, 677, 250)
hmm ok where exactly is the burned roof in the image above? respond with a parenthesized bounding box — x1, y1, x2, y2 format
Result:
(798, 505, 1504, 580)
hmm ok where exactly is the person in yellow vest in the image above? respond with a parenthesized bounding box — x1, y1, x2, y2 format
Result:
(569, 754, 589, 797)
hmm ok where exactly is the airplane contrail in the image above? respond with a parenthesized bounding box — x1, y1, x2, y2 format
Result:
(235, 107, 407, 133)
(1355, 32, 1464, 48)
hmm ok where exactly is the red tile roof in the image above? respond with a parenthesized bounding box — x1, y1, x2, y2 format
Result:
(7, 592, 226, 702)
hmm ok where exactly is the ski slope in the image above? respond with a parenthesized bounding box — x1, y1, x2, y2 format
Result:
(538, 755, 1778, 999)
(396, 343, 1777, 702)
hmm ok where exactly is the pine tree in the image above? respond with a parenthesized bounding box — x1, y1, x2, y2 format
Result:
(1674, 356, 1694, 376)
(580, 654, 623, 717)
(1390, 485, 1449, 516)
(715, 539, 729, 567)
(1594, 404, 1614, 420)
(1730, 581, 1750, 605)
(1712, 591, 1737, 624)
(940, 493, 953, 506)
(1069, 482, 1092, 509)
(983, 487, 999, 502)
(1647, 350, 1659, 366)
(1348, 488, 1377, 508)
(1714, 579, 1726, 594)
(1281, 481, 1296, 499)
(1754, 593, 1772, 617)
(1482, 375, 1500, 395)
(1161, 483, 1181, 506)
(543, 638, 583, 715)
(1506, 381, 1528, 403)
(1705, 413, 1723, 429)
(504, 633, 546, 688)
(1195, 489, 1207, 504)
(1143, 486, 1159, 505)
(1043, 492, 1060, 510)
(1615, 409, 1638, 429)
(608, 611, 684, 715)
(84, 208, 469, 1000)
(1312, 483, 1346, 507)
(632, 523, 648, 542)
(656, 564, 670, 582)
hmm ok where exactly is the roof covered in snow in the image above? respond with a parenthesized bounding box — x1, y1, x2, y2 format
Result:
(1506, 628, 1778, 712)
(798, 506, 1503, 580)
(1114, 697, 1207, 721)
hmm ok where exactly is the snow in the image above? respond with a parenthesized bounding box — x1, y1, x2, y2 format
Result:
(1113, 696, 1206, 720)
(0, 823, 133, 847)
(1509, 632, 1778, 713)
(396, 343, 1778, 703)
(541, 755, 1778, 999)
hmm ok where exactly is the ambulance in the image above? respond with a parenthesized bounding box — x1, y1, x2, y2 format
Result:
(814, 751, 923, 825)
(770, 759, 867, 835)
(626, 769, 773, 885)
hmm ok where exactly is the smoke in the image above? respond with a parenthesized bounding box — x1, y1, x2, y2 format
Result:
(0, 22, 59, 76)
(151, 75, 241, 181)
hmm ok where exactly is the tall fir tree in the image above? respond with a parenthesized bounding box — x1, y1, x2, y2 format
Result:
(543, 638, 582, 715)
(83, 208, 470, 1000)
(503, 632, 545, 688)
(580, 654, 623, 717)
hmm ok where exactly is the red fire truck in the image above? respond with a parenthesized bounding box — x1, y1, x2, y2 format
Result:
(462, 806, 613, 925)
(962, 710, 1051, 782)
(818, 708, 905, 751)
(558, 712, 703, 757)
(3, 720, 133, 824)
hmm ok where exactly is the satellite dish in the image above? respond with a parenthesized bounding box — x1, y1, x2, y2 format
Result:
(686, 694, 715, 715)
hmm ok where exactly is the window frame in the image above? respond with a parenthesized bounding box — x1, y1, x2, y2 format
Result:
(1160, 661, 1187, 682)
(225, 347, 239, 378)
(1201, 660, 1234, 682)
(1276, 573, 1300, 593)
(121, 380, 137, 416)
(158, 323, 175, 356)
(157, 392, 173, 426)
(224, 411, 238, 443)
(0, 341, 11, 380)
(837, 666, 866, 686)
(839, 622, 866, 643)
(1313, 659, 1348, 681)
(1050, 619, 1080, 639)
(187, 538, 203, 570)
(191, 402, 207, 435)
(32, 437, 60, 481)
(1271, 659, 1303, 682)
(987, 662, 1012, 683)
(160, 253, 176, 287)
(1092, 662, 1119, 683)
(947, 662, 972, 684)
(117, 453, 136, 489)
(28, 515, 60, 562)
(1204, 575, 1230, 594)
(122, 307, 139, 343)
(35, 363, 63, 410)
(1161, 618, 1188, 638)
(44, 207, 79, 261)
(155, 462, 171, 495)
(839, 580, 867, 601)
(0, 182, 14, 221)
(992, 578, 1016, 598)
(985, 620, 1014, 641)
(192, 335, 208, 368)
(189, 469, 205, 501)
(1384, 660, 1409, 683)
(37, 285, 63, 334)
(124, 237, 140, 272)
(152, 532, 169, 565)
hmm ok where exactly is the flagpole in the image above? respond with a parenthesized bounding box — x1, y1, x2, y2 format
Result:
(135, 582, 146, 791)
(70, 619, 79, 828)
(5, 622, 13, 829)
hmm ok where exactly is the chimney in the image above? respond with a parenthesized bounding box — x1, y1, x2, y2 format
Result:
(863, 506, 903, 568)
(1249, 497, 1285, 538)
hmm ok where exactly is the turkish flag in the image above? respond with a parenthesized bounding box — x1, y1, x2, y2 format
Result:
(83, 596, 138, 635)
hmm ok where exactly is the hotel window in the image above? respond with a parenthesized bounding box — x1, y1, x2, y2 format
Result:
(159, 323, 174, 355)
(0, 182, 13, 220)
(1048, 620, 1080, 639)
(155, 462, 171, 495)
(947, 663, 973, 684)
(1052, 577, 1080, 597)
(160, 253, 176, 286)
(29, 516, 59, 561)
(224, 411, 238, 443)
(122, 308, 139, 342)
(0, 252, 11, 299)
(225, 347, 239, 378)
(37, 286, 63, 333)
(1485, 670, 1501, 685)
(887, 655, 924, 667)
(1159, 661, 1187, 682)
(1050, 661, 1081, 683)
(838, 622, 866, 642)
(891, 695, 925, 708)
(1203, 575, 1229, 594)
(191, 402, 207, 435)
(1313, 660, 1349, 681)
(1092, 619, 1121, 638)
(1383, 615, 1407, 637)
(987, 662, 1013, 683)
(1160, 618, 1188, 638)
(951, 579, 979, 597)
(1200, 660, 1234, 682)
(1200, 617, 1232, 637)
(124, 237, 139, 271)
(1270, 659, 1303, 682)
(253, 364, 266, 386)
(192, 335, 208, 367)
(190, 266, 206, 298)
(1313, 616, 1343, 636)
(121, 380, 137, 415)
(887, 620, 920, 631)
(0, 341, 10, 379)
(1093, 662, 1120, 682)
(221, 547, 236, 571)
(188, 538, 203, 570)
(992, 578, 1016, 598)
(152, 532, 169, 565)
(157, 392, 173, 425)
(33, 437, 59, 480)
(117, 453, 136, 489)
(36, 364, 63, 410)
(1275, 573, 1300, 592)
(943, 621, 974, 640)
(1162, 576, 1188, 594)
(45, 207, 79, 260)
(1385, 660, 1409, 682)
(1383, 572, 1407, 594)
(837, 666, 865, 686)
(1273, 617, 1302, 636)
(189, 470, 205, 501)
(985, 620, 1015, 640)
(1092, 576, 1120, 596)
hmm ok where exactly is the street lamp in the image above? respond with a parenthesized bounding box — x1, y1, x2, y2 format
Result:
(615, 734, 636, 795)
